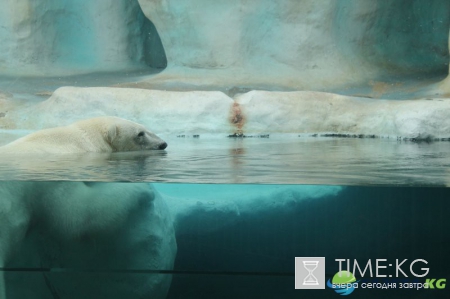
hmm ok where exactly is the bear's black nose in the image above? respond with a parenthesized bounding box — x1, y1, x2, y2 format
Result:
(159, 142, 168, 150)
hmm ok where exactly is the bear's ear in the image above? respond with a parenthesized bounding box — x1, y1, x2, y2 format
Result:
(106, 125, 118, 145)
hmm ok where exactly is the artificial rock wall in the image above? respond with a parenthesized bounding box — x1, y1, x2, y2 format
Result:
(0, 0, 166, 76)
(137, 0, 450, 91)
(1, 0, 449, 91)
(2, 0, 450, 136)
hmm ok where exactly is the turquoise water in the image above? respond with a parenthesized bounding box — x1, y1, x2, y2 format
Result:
(164, 185, 450, 299)
(1, 137, 450, 298)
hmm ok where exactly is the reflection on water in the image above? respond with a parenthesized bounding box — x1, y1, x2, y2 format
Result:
(0, 136, 450, 186)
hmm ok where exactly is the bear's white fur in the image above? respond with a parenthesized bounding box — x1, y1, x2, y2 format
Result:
(0, 116, 167, 154)
(0, 117, 174, 298)
(0, 181, 177, 299)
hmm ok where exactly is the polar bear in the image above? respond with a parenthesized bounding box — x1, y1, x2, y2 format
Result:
(0, 117, 174, 298)
(0, 181, 177, 299)
(0, 116, 167, 154)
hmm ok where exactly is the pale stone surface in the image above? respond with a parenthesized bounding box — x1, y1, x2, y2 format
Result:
(3, 87, 450, 139)
(9, 87, 234, 134)
(235, 91, 450, 138)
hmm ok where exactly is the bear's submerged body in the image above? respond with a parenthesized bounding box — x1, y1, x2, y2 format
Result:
(0, 181, 177, 299)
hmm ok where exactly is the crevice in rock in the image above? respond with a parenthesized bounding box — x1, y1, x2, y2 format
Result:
(137, 5, 167, 69)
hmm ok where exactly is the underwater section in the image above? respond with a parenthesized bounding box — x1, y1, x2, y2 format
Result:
(1, 181, 176, 299)
(2, 181, 449, 298)
(161, 184, 450, 298)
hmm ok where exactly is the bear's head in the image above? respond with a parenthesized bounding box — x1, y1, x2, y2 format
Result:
(98, 117, 167, 151)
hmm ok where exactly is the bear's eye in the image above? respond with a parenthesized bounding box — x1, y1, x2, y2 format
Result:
(137, 131, 145, 137)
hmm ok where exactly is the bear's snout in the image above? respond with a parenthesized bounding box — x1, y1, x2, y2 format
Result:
(158, 142, 168, 150)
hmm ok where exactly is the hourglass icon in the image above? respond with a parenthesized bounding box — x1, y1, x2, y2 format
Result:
(302, 260, 319, 285)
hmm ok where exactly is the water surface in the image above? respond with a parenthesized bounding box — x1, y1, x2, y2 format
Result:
(0, 135, 448, 186)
